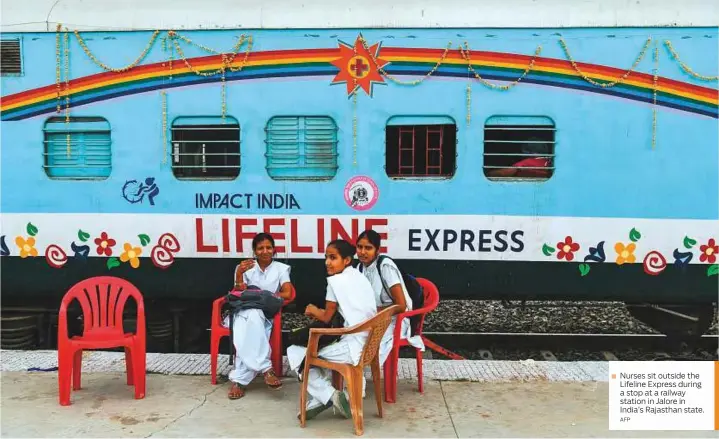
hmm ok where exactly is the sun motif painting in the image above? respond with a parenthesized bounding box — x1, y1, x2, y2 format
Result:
(329, 34, 389, 97)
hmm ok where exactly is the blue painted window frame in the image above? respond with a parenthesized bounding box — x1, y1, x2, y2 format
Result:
(42, 116, 112, 179)
(265, 116, 339, 181)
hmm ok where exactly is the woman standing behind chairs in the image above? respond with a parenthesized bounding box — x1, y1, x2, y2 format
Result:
(356, 230, 425, 368)
(226, 232, 293, 399)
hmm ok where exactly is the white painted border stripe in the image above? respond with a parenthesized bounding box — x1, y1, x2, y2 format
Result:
(1, 213, 716, 264)
(0, 350, 609, 382)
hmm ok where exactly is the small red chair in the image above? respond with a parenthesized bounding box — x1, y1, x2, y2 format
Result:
(210, 285, 296, 384)
(382, 277, 440, 403)
(57, 276, 146, 406)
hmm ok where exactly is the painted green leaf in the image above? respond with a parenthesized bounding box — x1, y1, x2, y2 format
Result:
(542, 244, 555, 256)
(138, 234, 151, 247)
(683, 236, 697, 249)
(26, 222, 38, 237)
(78, 229, 90, 242)
(708, 264, 719, 277)
(107, 257, 120, 270)
(578, 263, 591, 277)
(629, 228, 641, 242)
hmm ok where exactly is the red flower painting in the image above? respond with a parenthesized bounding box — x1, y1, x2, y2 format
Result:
(557, 236, 580, 261)
(699, 238, 717, 263)
(94, 232, 116, 256)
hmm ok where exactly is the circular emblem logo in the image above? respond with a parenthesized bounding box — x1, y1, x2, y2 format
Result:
(344, 176, 379, 211)
(347, 55, 371, 79)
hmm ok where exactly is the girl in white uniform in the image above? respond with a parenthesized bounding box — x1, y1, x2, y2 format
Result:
(226, 232, 293, 400)
(287, 239, 377, 420)
(356, 230, 425, 368)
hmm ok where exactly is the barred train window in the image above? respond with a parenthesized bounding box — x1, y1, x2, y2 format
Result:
(1, 38, 22, 75)
(43, 117, 112, 179)
(385, 116, 457, 179)
(483, 116, 555, 181)
(265, 116, 338, 180)
(171, 116, 240, 180)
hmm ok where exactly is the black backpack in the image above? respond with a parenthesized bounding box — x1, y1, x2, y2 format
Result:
(223, 286, 283, 366)
(360, 255, 424, 336)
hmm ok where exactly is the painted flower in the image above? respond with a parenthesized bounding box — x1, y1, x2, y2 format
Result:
(15, 236, 38, 258)
(699, 238, 718, 264)
(556, 236, 580, 261)
(614, 242, 636, 265)
(94, 232, 116, 256)
(120, 243, 142, 268)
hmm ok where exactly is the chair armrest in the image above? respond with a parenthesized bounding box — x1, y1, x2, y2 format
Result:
(309, 326, 352, 336)
(212, 296, 227, 326)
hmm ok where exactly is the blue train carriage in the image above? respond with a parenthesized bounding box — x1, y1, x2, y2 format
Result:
(1, 0, 717, 339)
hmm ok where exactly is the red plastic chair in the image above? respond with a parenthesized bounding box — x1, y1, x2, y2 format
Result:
(210, 285, 296, 384)
(57, 276, 146, 406)
(382, 277, 440, 403)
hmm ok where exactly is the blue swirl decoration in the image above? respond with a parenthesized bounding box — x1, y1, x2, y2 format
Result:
(583, 241, 606, 263)
(673, 248, 693, 271)
(0, 235, 9, 256)
(71, 241, 90, 261)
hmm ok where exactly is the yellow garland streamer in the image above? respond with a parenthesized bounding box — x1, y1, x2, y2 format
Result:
(170, 33, 253, 76)
(55, 24, 62, 114)
(460, 42, 541, 90)
(161, 90, 168, 164)
(558, 37, 651, 88)
(64, 27, 71, 158)
(664, 40, 718, 81)
(358, 35, 453, 86)
(75, 30, 160, 73)
(652, 42, 659, 150)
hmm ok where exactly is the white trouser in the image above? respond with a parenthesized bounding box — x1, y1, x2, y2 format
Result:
(378, 316, 426, 365)
(225, 309, 273, 386)
(288, 340, 355, 409)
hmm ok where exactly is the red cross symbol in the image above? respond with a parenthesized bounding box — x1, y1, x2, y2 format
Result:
(349, 56, 370, 78)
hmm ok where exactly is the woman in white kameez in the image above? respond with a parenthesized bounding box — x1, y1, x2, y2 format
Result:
(286, 239, 377, 420)
(225, 232, 293, 400)
(356, 229, 425, 371)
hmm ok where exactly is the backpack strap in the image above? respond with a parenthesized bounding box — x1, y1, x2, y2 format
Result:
(375, 255, 391, 297)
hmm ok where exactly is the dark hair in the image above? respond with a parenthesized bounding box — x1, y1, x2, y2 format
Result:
(252, 233, 275, 250)
(327, 239, 356, 259)
(357, 229, 381, 249)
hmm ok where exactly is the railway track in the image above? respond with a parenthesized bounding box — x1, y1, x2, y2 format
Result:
(417, 332, 719, 361)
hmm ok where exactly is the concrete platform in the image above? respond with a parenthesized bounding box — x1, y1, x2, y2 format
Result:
(1, 353, 715, 437)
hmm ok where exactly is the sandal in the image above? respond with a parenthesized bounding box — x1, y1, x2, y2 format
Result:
(263, 369, 283, 390)
(228, 382, 245, 400)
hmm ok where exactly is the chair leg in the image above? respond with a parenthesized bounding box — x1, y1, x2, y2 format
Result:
(133, 343, 146, 400)
(72, 349, 83, 391)
(58, 347, 73, 406)
(384, 347, 399, 403)
(370, 358, 383, 418)
(210, 332, 220, 385)
(299, 363, 312, 427)
(416, 349, 424, 394)
(271, 314, 282, 377)
(347, 368, 365, 436)
(124, 348, 134, 386)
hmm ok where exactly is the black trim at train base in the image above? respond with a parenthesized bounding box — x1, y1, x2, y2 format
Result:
(1, 257, 716, 310)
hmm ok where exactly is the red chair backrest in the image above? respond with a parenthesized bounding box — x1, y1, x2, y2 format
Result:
(59, 276, 144, 336)
(413, 277, 440, 335)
